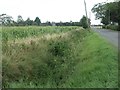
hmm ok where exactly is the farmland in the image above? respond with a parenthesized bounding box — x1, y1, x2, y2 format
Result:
(1, 26, 118, 88)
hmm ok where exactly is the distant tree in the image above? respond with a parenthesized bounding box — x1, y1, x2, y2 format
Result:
(0, 14, 14, 26)
(60, 21, 63, 26)
(17, 15, 25, 26)
(17, 15, 23, 23)
(34, 17, 41, 26)
(4, 16, 13, 26)
(25, 18, 33, 25)
(55, 21, 80, 26)
(80, 15, 89, 29)
(74, 22, 80, 26)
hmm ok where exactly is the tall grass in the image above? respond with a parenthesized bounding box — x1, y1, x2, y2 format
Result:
(2, 26, 87, 88)
(2, 26, 118, 88)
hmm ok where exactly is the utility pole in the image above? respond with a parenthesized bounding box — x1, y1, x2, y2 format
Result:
(84, 0, 89, 28)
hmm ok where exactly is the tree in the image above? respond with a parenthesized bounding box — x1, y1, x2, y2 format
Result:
(34, 17, 41, 26)
(25, 18, 33, 25)
(0, 14, 14, 26)
(80, 15, 89, 29)
(92, 2, 119, 26)
(101, 16, 109, 25)
(17, 15, 23, 23)
(5, 16, 13, 26)
(17, 15, 25, 26)
(91, 2, 106, 19)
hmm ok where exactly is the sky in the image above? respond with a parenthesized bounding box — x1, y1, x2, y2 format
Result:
(0, 0, 114, 25)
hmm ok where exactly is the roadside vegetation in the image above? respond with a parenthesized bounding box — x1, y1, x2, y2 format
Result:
(64, 32, 118, 88)
(102, 25, 119, 31)
(2, 26, 118, 88)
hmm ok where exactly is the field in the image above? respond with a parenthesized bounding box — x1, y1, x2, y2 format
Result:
(1, 26, 118, 88)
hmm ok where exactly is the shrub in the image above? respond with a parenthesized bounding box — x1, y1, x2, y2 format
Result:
(102, 25, 119, 31)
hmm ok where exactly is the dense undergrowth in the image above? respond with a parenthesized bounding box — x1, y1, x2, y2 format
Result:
(2, 26, 118, 88)
(102, 25, 119, 31)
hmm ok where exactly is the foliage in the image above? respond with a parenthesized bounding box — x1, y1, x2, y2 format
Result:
(2, 26, 86, 88)
(91, 2, 106, 19)
(1, 14, 82, 26)
(0, 14, 13, 26)
(34, 17, 41, 26)
(25, 18, 33, 25)
(17, 15, 25, 26)
(2, 26, 118, 88)
(80, 15, 89, 29)
(92, 1, 119, 27)
(102, 25, 119, 31)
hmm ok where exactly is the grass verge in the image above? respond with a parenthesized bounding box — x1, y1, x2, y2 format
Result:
(64, 32, 118, 88)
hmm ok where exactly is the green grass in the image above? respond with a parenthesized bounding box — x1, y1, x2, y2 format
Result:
(2, 26, 118, 88)
(64, 32, 118, 88)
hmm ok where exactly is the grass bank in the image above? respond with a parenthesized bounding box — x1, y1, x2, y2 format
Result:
(2, 27, 118, 88)
(64, 32, 118, 88)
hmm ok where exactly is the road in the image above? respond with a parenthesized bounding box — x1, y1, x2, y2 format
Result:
(92, 28, 119, 49)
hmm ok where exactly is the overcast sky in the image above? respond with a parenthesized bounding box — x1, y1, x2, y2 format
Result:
(0, 0, 114, 25)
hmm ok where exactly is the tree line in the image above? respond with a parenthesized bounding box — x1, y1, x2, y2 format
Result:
(0, 14, 90, 29)
(0, 15, 41, 26)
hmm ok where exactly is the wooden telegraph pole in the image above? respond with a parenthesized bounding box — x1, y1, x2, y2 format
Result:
(84, 0, 90, 28)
